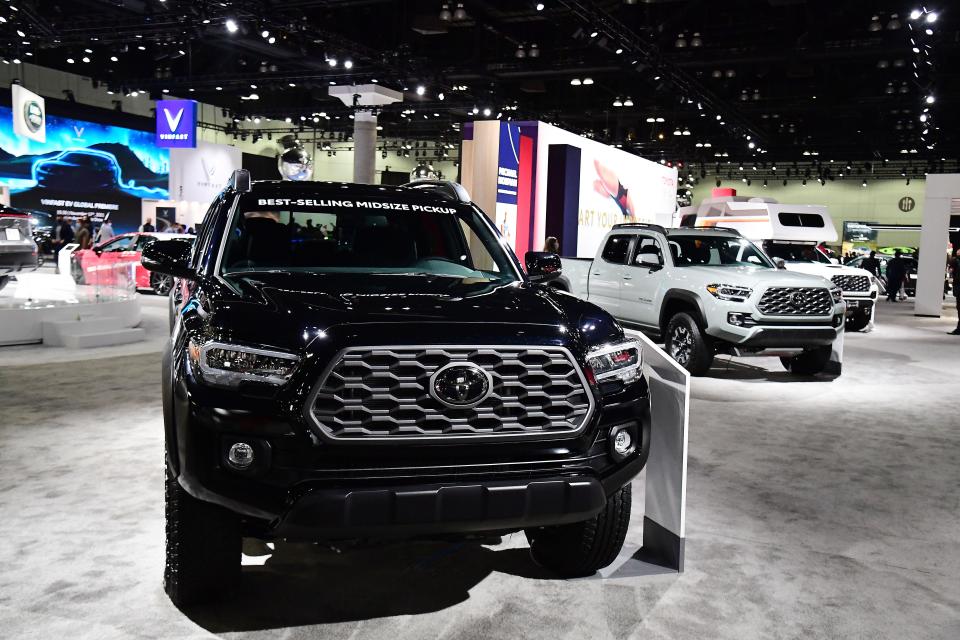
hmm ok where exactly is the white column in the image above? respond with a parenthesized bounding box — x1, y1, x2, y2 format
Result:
(915, 174, 959, 316)
(352, 110, 377, 185)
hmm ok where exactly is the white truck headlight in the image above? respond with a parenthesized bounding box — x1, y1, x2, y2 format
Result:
(706, 283, 753, 302)
(190, 340, 299, 387)
(587, 339, 642, 382)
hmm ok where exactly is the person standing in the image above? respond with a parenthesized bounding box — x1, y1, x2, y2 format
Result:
(949, 247, 960, 335)
(543, 236, 560, 255)
(141, 218, 155, 233)
(862, 251, 881, 277)
(75, 218, 93, 250)
(96, 218, 115, 244)
(886, 250, 907, 302)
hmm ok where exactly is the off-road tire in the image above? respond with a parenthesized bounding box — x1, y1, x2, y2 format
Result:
(845, 311, 870, 333)
(164, 456, 241, 608)
(665, 312, 714, 376)
(781, 345, 832, 375)
(525, 483, 631, 577)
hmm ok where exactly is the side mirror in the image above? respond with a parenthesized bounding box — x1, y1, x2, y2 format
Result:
(141, 238, 194, 279)
(636, 252, 663, 271)
(775, 258, 787, 270)
(525, 251, 562, 283)
(831, 258, 841, 265)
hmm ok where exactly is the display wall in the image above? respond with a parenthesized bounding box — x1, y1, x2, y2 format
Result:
(0, 104, 169, 234)
(461, 120, 678, 258)
(690, 176, 927, 248)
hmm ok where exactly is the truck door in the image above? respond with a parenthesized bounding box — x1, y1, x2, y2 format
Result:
(622, 234, 667, 327)
(589, 234, 634, 316)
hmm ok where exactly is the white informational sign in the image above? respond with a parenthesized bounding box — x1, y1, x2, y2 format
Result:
(533, 123, 678, 257)
(11, 84, 46, 143)
(168, 141, 242, 203)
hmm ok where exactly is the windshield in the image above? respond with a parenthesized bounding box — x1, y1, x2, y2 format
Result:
(669, 234, 774, 268)
(763, 241, 831, 264)
(219, 194, 520, 283)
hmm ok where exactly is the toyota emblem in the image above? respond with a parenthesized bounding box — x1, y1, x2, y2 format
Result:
(789, 291, 807, 309)
(429, 362, 492, 408)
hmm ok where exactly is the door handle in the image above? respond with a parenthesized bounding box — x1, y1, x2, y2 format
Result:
(622, 275, 632, 280)
(592, 272, 602, 276)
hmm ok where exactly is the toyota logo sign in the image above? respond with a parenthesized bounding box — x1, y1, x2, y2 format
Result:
(429, 363, 493, 408)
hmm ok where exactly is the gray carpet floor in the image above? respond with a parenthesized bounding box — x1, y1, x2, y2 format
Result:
(0, 299, 957, 639)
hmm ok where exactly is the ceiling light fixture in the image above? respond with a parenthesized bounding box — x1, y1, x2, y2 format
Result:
(225, 19, 239, 33)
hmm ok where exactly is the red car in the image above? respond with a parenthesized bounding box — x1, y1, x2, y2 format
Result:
(71, 232, 193, 295)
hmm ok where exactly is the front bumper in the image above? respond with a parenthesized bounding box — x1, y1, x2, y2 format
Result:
(166, 346, 651, 540)
(274, 477, 606, 540)
(706, 307, 844, 347)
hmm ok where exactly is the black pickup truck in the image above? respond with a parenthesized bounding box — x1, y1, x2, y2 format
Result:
(144, 171, 650, 606)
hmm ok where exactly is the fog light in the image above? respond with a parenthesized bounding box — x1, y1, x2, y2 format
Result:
(227, 442, 254, 469)
(728, 312, 744, 326)
(613, 430, 632, 455)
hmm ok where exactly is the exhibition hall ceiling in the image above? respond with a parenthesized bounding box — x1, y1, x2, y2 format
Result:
(1, 1, 957, 170)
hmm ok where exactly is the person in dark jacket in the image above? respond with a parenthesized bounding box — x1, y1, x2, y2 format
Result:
(886, 250, 907, 302)
(862, 251, 881, 278)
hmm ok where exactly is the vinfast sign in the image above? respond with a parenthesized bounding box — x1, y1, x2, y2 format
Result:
(155, 99, 197, 148)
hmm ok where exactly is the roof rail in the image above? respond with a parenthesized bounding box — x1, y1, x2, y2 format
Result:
(229, 169, 252, 193)
(401, 179, 472, 204)
(667, 225, 742, 237)
(611, 222, 666, 234)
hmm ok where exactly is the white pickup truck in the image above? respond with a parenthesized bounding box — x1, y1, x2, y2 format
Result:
(555, 224, 845, 376)
(676, 193, 879, 332)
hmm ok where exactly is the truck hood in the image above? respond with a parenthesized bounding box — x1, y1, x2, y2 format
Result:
(202, 272, 617, 353)
(780, 262, 874, 279)
(672, 265, 833, 289)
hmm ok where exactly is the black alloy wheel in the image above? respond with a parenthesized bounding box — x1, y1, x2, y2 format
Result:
(151, 271, 173, 296)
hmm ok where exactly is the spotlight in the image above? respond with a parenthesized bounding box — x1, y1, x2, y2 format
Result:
(925, 95, 935, 104)
(261, 30, 270, 38)
(536, 2, 544, 10)
(453, 2, 467, 20)
(926, 12, 937, 23)
(909, 9, 922, 20)
(344, 60, 353, 69)
(570, 78, 581, 86)
(623, 97, 633, 106)
(225, 19, 239, 33)
(416, 85, 426, 95)
(328, 57, 337, 67)
(582, 77, 593, 85)
(437, 92, 445, 101)
(482, 107, 492, 116)
(440, 3, 452, 21)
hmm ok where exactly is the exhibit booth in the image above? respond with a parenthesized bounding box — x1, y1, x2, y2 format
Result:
(459, 120, 678, 259)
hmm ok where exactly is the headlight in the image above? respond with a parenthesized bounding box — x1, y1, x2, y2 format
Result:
(190, 340, 300, 387)
(706, 283, 753, 302)
(830, 286, 843, 304)
(587, 339, 642, 382)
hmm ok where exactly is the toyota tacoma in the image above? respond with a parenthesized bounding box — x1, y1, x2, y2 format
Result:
(143, 171, 650, 606)
(559, 224, 845, 376)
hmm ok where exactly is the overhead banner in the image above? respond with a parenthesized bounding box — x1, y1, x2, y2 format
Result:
(168, 141, 242, 202)
(11, 84, 46, 143)
(156, 99, 198, 148)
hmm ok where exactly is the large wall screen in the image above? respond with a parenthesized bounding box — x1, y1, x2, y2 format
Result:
(0, 105, 170, 234)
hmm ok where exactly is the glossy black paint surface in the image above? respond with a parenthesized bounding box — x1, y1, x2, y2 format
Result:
(153, 180, 650, 539)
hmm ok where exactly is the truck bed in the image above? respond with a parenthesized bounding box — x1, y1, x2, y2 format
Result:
(559, 257, 592, 300)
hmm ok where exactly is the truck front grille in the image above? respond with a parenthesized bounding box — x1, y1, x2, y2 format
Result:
(831, 274, 871, 293)
(306, 346, 595, 442)
(757, 287, 833, 316)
